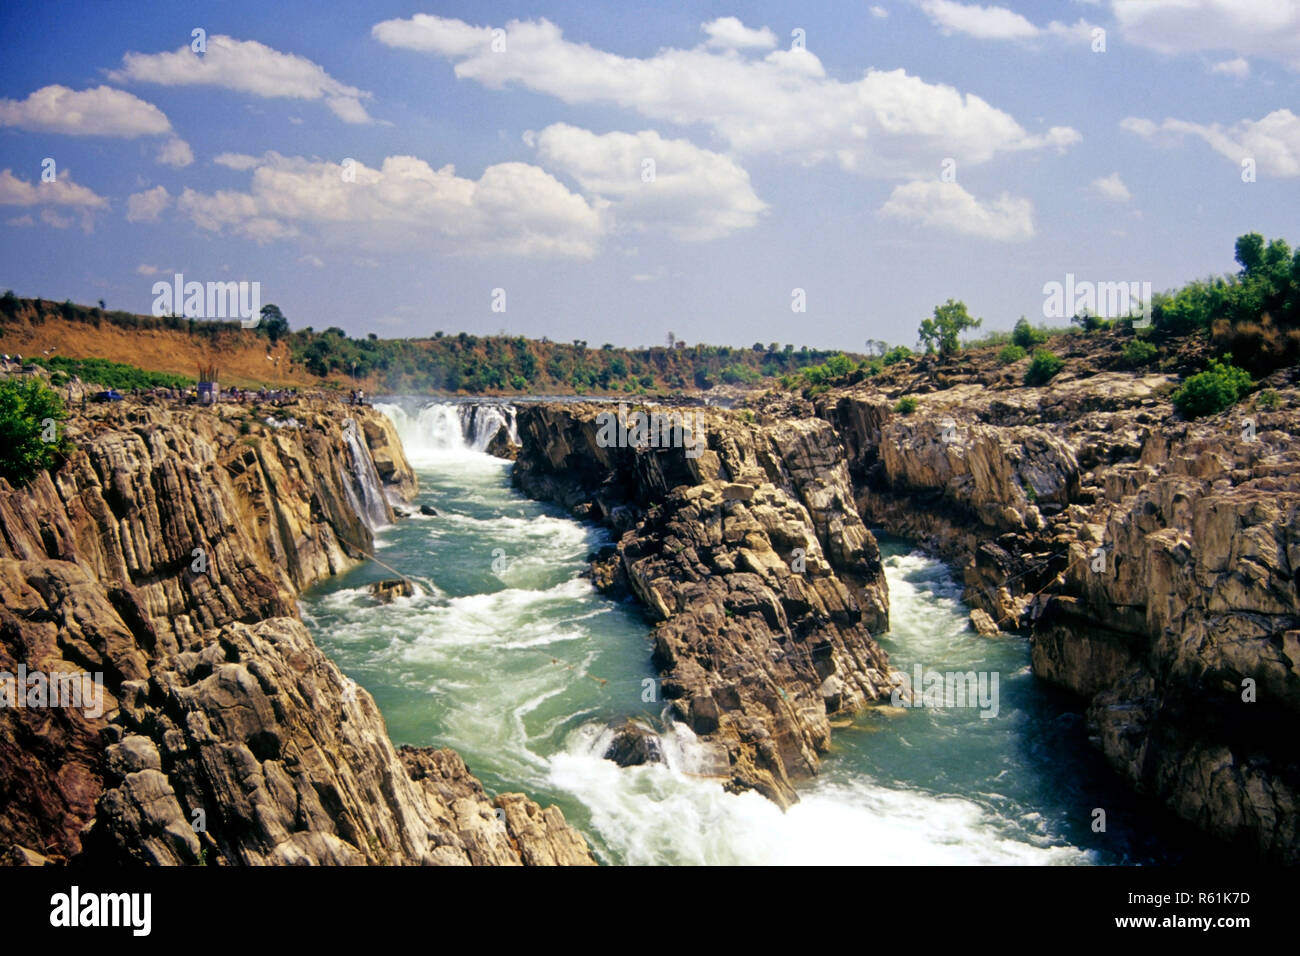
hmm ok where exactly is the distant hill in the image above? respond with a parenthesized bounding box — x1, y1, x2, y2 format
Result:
(0, 294, 853, 395)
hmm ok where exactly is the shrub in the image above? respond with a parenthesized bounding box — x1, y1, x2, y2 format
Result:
(1172, 355, 1253, 418)
(1256, 389, 1280, 409)
(997, 344, 1026, 364)
(1120, 339, 1159, 368)
(1024, 349, 1064, 386)
(894, 396, 918, 414)
(882, 345, 912, 365)
(1011, 317, 1046, 349)
(0, 377, 72, 485)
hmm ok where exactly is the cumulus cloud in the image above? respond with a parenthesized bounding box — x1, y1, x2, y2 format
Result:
(917, 1, 1095, 43)
(1091, 172, 1131, 201)
(879, 180, 1035, 240)
(213, 153, 261, 170)
(0, 84, 171, 136)
(126, 185, 171, 222)
(1112, 0, 1300, 71)
(701, 17, 777, 50)
(0, 168, 107, 232)
(0, 169, 107, 209)
(533, 123, 766, 240)
(174, 152, 603, 255)
(109, 35, 374, 123)
(871, 6, 890, 18)
(1210, 57, 1250, 77)
(917, 1, 1038, 40)
(1122, 109, 1300, 176)
(371, 15, 1079, 176)
(0, 85, 192, 169)
(156, 136, 194, 167)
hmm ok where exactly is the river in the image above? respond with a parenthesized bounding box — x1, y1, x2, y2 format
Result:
(299, 400, 1213, 865)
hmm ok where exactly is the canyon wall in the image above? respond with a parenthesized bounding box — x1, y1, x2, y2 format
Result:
(512, 403, 897, 807)
(810, 367, 1300, 863)
(0, 399, 593, 865)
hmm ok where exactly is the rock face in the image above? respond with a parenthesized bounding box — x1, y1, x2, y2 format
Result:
(513, 403, 897, 807)
(0, 399, 592, 865)
(809, 360, 1300, 863)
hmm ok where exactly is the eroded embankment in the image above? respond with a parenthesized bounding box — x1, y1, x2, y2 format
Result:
(0, 398, 593, 865)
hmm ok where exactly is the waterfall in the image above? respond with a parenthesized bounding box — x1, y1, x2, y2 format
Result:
(375, 401, 518, 460)
(341, 418, 390, 530)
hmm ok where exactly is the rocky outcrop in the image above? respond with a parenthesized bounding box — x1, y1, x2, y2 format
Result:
(513, 403, 897, 807)
(0, 398, 591, 865)
(805, 359, 1300, 862)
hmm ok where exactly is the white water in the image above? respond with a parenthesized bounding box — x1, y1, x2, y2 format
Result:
(304, 404, 1139, 865)
(376, 400, 517, 461)
(341, 417, 390, 530)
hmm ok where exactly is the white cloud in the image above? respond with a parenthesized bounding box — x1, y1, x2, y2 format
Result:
(371, 15, 1079, 177)
(917, 1, 1095, 43)
(175, 152, 603, 255)
(1210, 57, 1250, 77)
(0, 169, 108, 209)
(1112, 0, 1300, 71)
(126, 185, 171, 222)
(1091, 172, 1131, 201)
(1123, 109, 1300, 176)
(879, 180, 1035, 241)
(701, 17, 777, 50)
(533, 123, 766, 240)
(0, 84, 171, 136)
(136, 264, 162, 275)
(297, 254, 324, 268)
(214, 153, 261, 170)
(871, 6, 890, 18)
(109, 35, 374, 123)
(918, 1, 1039, 40)
(7, 215, 34, 227)
(0, 85, 191, 168)
(40, 208, 74, 229)
(156, 137, 193, 168)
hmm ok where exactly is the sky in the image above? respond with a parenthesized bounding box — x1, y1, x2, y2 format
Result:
(0, 0, 1297, 351)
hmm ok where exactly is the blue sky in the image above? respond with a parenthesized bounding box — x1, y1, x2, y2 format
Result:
(1, 0, 1297, 350)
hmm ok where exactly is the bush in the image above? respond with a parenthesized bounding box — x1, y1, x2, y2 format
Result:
(882, 345, 912, 365)
(1120, 339, 1158, 368)
(997, 344, 1027, 364)
(1011, 317, 1046, 349)
(0, 377, 72, 485)
(1172, 355, 1253, 418)
(1256, 389, 1280, 409)
(1024, 349, 1064, 386)
(894, 396, 918, 414)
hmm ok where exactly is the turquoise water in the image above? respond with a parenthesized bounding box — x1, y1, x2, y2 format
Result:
(299, 406, 1212, 865)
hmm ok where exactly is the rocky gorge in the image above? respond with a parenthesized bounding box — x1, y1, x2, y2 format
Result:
(0, 398, 594, 865)
(508, 347, 1300, 863)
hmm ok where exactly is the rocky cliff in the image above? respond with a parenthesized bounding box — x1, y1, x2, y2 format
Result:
(512, 403, 897, 807)
(803, 358, 1300, 863)
(0, 398, 593, 865)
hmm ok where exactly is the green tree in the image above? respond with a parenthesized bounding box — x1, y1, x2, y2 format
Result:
(258, 304, 290, 345)
(919, 299, 982, 355)
(0, 377, 72, 485)
(1011, 317, 1045, 348)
